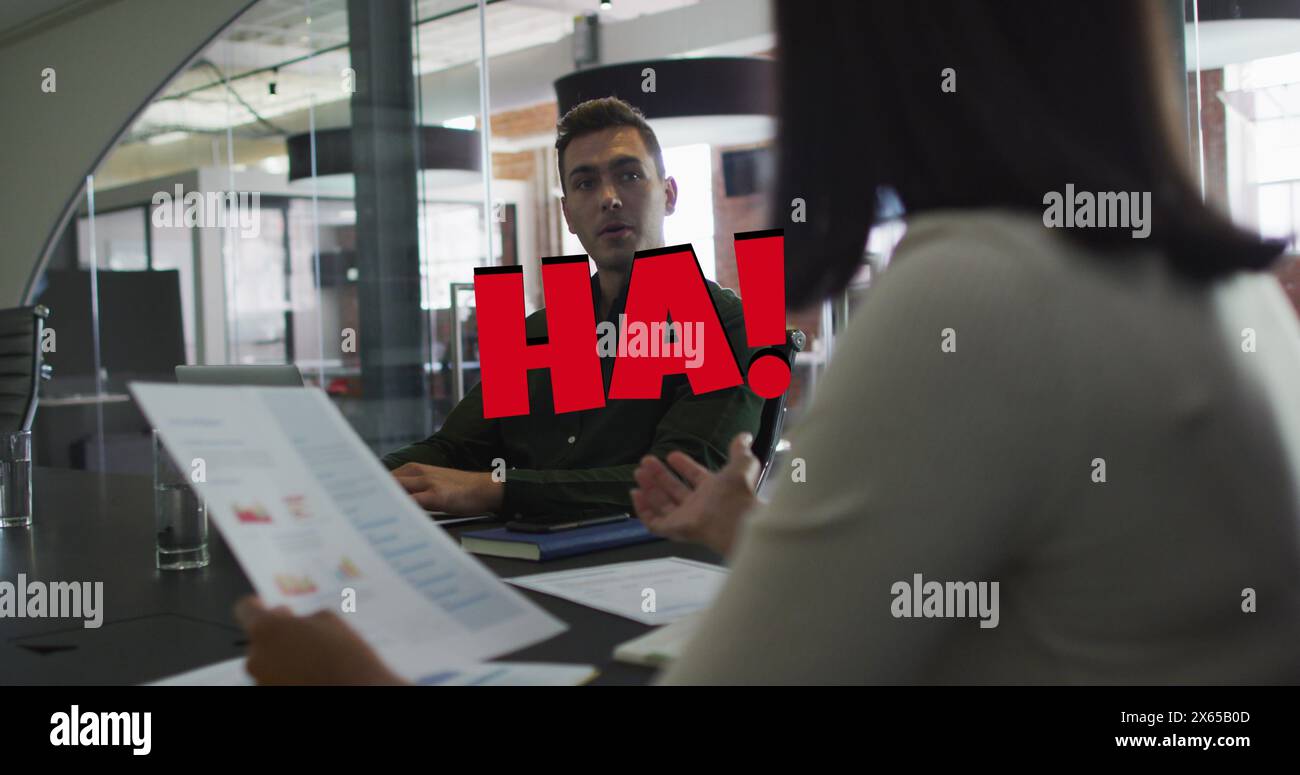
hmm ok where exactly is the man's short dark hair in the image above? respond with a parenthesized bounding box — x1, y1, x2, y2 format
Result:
(555, 97, 666, 195)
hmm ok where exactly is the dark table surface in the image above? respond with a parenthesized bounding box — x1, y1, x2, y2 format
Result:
(0, 467, 722, 685)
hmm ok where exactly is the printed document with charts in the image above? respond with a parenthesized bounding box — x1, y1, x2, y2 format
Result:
(129, 384, 566, 669)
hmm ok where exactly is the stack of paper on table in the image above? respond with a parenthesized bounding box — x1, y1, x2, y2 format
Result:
(500, 557, 723, 668)
(506, 557, 728, 626)
(149, 655, 597, 686)
(612, 613, 702, 668)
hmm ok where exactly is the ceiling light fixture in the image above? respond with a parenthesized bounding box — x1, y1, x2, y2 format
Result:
(286, 126, 483, 183)
(1183, 0, 1300, 69)
(554, 57, 777, 147)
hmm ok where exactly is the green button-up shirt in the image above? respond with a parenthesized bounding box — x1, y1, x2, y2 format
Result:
(381, 272, 764, 519)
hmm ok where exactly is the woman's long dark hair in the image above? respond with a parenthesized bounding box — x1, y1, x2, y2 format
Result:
(774, 0, 1286, 310)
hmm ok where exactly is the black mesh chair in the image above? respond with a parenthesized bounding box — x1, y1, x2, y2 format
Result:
(0, 305, 50, 434)
(751, 329, 805, 490)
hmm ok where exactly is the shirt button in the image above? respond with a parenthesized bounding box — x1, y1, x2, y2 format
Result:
(567, 435, 576, 444)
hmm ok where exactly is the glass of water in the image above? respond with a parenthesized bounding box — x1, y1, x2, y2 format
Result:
(0, 430, 33, 528)
(153, 430, 209, 570)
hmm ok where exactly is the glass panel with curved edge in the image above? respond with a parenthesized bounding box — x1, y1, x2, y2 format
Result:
(27, 0, 501, 473)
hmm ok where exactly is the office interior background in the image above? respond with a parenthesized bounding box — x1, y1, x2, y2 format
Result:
(1, 0, 1298, 479)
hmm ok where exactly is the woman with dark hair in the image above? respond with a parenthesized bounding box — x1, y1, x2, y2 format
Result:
(632, 0, 1300, 684)
(237, 0, 1300, 683)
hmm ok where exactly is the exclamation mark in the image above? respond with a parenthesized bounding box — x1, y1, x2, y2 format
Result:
(734, 229, 790, 399)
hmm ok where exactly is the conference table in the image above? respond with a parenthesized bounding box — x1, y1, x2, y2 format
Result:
(0, 467, 723, 686)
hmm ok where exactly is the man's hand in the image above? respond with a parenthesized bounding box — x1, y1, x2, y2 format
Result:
(234, 597, 407, 686)
(630, 433, 760, 557)
(391, 463, 504, 515)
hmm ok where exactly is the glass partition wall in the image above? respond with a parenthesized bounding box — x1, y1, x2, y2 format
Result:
(34, 0, 504, 470)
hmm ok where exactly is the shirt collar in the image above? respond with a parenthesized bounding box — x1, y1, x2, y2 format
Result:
(591, 271, 632, 326)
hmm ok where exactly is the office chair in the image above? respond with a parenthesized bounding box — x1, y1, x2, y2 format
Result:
(751, 329, 805, 490)
(0, 305, 50, 434)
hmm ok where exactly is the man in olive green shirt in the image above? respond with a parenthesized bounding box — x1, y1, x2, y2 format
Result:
(383, 97, 763, 519)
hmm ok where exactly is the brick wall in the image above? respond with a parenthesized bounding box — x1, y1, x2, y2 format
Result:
(491, 150, 535, 180)
(1189, 68, 1229, 211)
(710, 141, 773, 293)
(489, 102, 558, 138)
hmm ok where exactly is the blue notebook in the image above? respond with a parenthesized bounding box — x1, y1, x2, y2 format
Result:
(460, 519, 662, 561)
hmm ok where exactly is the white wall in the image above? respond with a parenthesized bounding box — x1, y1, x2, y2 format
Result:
(0, 0, 255, 308)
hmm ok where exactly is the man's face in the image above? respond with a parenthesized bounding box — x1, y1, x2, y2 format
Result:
(561, 126, 677, 275)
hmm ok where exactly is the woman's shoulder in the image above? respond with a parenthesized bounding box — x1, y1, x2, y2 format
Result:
(879, 207, 1200, 333)
(860, 209, 1086, 336)
(892, 207, 1158, 284)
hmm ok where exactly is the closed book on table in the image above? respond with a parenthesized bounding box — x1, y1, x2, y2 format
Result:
(461, 519, 661, 561)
